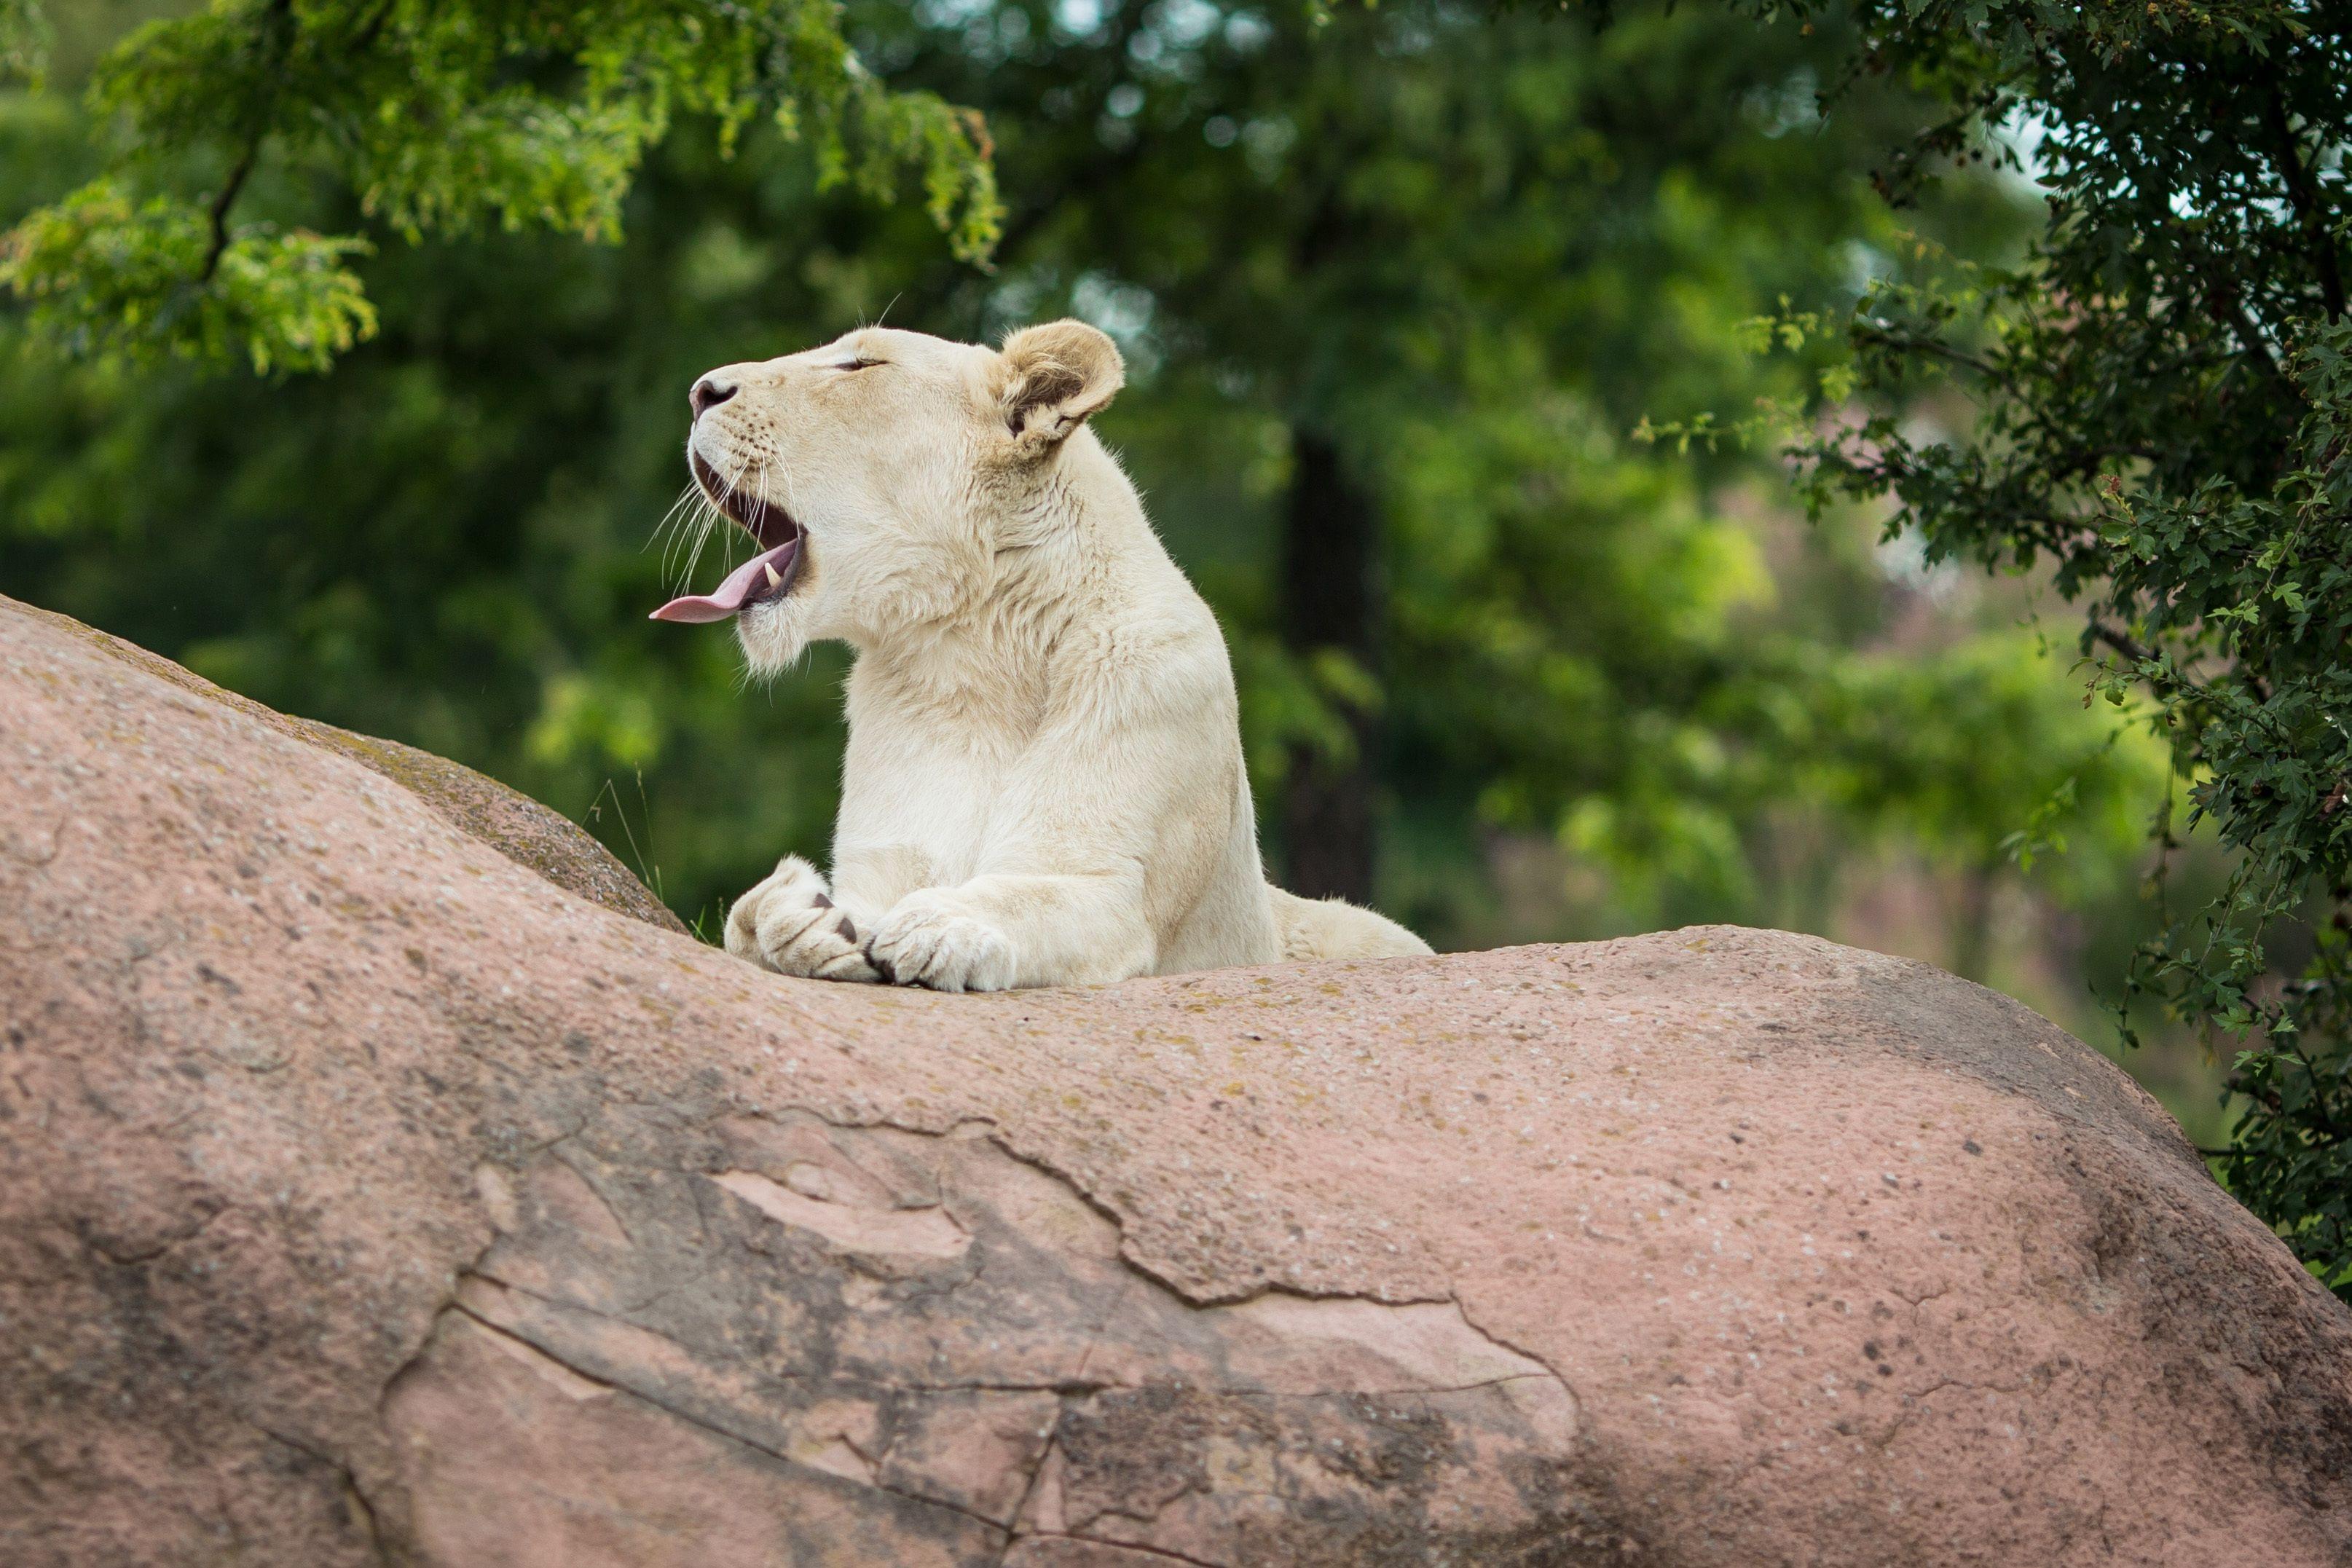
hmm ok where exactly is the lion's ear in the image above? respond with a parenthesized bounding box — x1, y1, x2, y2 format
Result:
(997, 320, 1123, 449)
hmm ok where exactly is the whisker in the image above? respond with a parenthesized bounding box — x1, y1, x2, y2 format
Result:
(709, 454, 758, 580)
(649, 479, 699, 546)
(772, 457, 804, 527)
(693, 456, 750, 585)
(744, 457, 774, 568)
(681, 494, 723, 589)
(651, 481, 702, 579)
(670, 499, 701, 588)
(662, 445, 796, 597)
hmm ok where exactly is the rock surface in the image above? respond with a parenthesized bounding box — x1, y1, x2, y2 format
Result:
(3, 594, 687, 934)
(3, 596, 2349, 1568)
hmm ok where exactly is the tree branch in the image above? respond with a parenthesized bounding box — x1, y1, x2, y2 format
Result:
(2263, 88, 2347, 320)
(197, 0, 296, 285)
(1851, 320, 2006, 385)
(2091, 621, 2155, 663)
(2219, 290, 2294, 395)
(350, 0, 398, 56)
(199, 141, 259, 283)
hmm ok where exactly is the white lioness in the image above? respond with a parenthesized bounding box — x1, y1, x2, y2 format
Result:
(658, 320, 1431, 991)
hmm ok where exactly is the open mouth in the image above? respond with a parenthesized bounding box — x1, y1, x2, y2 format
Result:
(648, 451, 806, 624)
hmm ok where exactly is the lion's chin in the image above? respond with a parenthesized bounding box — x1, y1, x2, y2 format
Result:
(734, 595, 818, 675)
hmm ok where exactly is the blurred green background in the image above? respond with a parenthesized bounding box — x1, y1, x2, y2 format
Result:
(0, 0, 2227, 1139)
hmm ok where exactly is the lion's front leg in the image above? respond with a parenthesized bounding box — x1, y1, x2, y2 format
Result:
(725, 854, 879, 983)
(864, 874, 1152, 992)
(862, 888, 1017, 993)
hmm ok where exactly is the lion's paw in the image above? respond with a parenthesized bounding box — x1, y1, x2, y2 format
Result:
(725, 855, 878, 983)
(865, 892, 1018, 993)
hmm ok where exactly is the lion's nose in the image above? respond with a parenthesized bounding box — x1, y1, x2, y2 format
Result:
(689, 377, 738, 420)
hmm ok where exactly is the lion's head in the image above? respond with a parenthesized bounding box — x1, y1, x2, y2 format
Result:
(656, 320, 1125, 674)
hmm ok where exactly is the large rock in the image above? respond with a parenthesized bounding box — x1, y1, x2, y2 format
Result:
(3, 596, 686, 934)
(2, 594, 2348, 1567)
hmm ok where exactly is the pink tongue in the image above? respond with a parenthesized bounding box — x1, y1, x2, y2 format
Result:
(649, 540, 801, 624)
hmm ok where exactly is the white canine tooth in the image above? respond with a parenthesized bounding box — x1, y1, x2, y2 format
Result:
(763, 562, 783, 588)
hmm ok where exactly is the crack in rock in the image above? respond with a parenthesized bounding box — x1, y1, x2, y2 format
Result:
(255, 1425, 391, 1567)
(381, 1117, 1615, 1565)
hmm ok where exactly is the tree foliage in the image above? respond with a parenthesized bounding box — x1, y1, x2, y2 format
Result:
(0, 0, 999, 371)
(1676, 0, 2352, 1290)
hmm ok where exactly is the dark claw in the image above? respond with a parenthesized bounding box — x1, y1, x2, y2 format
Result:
(811, 891, 835, 908)
(835, 913, 859, 944)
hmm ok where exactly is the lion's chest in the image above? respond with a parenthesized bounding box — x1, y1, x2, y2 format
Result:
(831, 687, 1038, 895)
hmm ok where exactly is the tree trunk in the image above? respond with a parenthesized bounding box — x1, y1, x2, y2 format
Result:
(1278, 426, 1380, 903)
(1948, 865, 1997, 984)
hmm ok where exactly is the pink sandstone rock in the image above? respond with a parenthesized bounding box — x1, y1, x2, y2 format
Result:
(2, 596, 687, 935)
(1, 592, 2347, 1567)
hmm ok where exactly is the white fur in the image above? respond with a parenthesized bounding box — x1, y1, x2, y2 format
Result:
(691, 321, 1431, 991)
